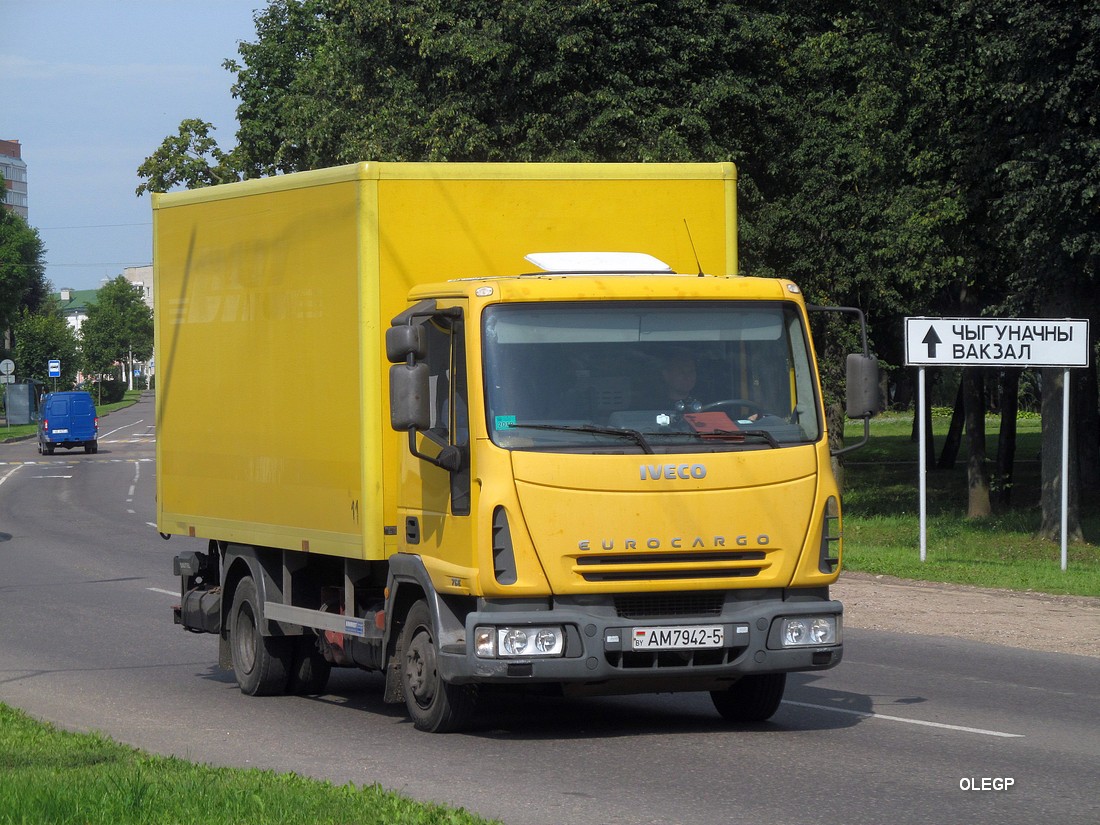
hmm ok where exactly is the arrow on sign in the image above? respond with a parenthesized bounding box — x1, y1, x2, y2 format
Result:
(922, 326, 942, 359)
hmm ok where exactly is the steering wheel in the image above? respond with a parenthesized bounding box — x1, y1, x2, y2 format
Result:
(700, 399, 770, 419)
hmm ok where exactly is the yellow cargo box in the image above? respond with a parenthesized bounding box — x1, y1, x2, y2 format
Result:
(153, 162, 737, 560)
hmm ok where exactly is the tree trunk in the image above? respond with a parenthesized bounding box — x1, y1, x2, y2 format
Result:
(993, 368, 1020, 508)
(937, 377, 965, 470)
(1038, 367, 1083, 541)
(828, 400, 845, 490)
(1075, 349, 1099, 491)
(963, 367, 991, 518)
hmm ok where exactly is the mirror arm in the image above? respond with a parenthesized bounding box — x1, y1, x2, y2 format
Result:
(406, 429, 464, 473)
(831, 417, 871, 458)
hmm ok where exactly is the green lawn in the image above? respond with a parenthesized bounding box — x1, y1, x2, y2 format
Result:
(0, 704, 497, 825)
(841, 411, 1100, 597)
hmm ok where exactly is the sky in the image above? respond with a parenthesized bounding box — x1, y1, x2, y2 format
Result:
(5, 1, 263, 292)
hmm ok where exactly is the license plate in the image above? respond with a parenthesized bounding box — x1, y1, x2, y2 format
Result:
(52, 428, 69, 434)
(632, 625, 724, 650)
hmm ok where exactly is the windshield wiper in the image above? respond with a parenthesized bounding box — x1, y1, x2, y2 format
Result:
(508, 423, 655, 454)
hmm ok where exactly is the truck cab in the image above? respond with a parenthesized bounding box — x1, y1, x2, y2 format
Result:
(384, 253, 879, 729)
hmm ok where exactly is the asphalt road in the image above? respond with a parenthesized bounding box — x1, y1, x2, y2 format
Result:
(1, 393, 1097, 825)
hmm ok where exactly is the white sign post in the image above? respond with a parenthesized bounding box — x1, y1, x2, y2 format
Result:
(904, 317, 1090, 571)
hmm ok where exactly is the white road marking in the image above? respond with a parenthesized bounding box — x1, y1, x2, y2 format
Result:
(147, 588, 178, 597)
(0, 465, 24, 486)
(99, 419, 144, 439)
(784, 700, 1024, 738)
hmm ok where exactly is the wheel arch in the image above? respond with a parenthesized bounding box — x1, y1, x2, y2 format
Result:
(221, 544, 286, 638)
(383, 554, 474, 666)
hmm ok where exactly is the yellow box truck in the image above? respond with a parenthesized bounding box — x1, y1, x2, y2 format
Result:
(155, 162, 879, 731)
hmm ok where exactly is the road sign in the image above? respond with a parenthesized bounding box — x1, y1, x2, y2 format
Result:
(905, 317, 1089, 367)
(0, 359, 13, 376)
(48, 359, 61, 378)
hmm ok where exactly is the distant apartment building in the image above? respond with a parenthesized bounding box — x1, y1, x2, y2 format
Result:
(0, 139, 28, 219)
(122, 265, 154, 309)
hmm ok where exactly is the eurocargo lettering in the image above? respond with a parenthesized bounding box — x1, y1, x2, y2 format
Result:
(155, 162, 881, 732)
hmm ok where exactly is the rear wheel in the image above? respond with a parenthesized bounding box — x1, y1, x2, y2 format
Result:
(711, 673, 787, 723)
(229, 577, 292, 696)
(398, 600, 477, 732)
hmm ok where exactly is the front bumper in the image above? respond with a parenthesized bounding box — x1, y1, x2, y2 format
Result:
(439, 591, 842, 694)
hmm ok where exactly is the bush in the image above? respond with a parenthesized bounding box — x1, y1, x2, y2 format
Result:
(91, 380, 127, 404)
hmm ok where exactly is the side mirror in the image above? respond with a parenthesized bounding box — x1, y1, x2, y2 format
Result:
(389, 362, 431, 431)
(845, 354, 881, 419)
(385, 324, 426, 363)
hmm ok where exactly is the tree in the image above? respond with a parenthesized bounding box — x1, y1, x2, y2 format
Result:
(79, 277, 153, 389)
(136, 0, 1099, 534)
(12, 302, 80, 387)
(0, 200, 50, 335)
(135, 119, 243, 196)
(948, 0, 1100, 540)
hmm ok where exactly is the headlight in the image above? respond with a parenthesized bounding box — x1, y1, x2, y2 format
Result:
(474, 625, 564, 658)
(779, 616, 838, 647)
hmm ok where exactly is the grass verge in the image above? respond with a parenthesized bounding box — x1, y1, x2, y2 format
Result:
(0, 704, 497, 825)
(842, 411, 1100, 597)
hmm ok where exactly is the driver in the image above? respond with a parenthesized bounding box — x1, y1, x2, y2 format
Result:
(657, 349, 702, 412)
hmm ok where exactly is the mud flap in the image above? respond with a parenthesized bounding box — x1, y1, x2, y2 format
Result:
(383, 655, 405, 703)
(219, 632, 233, 671)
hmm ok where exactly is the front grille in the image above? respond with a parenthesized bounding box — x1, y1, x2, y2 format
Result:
(575, 550, 767, 583)
(614, 591, 726, 619)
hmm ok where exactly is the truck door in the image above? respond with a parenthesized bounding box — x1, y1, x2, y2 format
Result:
(396, 302, 475, 577)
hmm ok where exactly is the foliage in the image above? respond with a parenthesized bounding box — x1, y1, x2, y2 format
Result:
(135, 119, 243, 196)
(135, 0, 1100, 518)
(79, 277, 153, 382)
(0, 206, 50, 335)
(12, 303, 80, 386)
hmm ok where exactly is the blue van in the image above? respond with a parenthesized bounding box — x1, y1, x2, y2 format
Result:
(38, 391, 99, 455)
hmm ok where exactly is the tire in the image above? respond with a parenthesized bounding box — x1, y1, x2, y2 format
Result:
(228, 577, 293, 696)
(398, 600, 477, 732)
(287, 634, 332, 695)
(711, 673, 787, 723)
(45, 444, 54, 455)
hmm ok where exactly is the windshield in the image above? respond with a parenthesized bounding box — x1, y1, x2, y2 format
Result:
(482, 300, 822, 453)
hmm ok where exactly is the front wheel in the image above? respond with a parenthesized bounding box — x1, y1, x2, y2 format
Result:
(228, 577, 293, 696)
(711, 673, 786, 723)
(398, 600, 477, 732)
